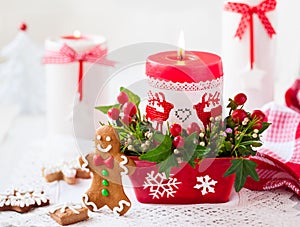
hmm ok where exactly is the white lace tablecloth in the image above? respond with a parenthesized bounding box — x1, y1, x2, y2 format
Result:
(0, 114, 300, 226)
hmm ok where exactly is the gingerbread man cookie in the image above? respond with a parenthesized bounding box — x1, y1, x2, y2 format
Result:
(79, 125, 135, 216)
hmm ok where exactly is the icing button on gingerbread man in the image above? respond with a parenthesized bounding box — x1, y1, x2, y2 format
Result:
(79, 125, 135, 216)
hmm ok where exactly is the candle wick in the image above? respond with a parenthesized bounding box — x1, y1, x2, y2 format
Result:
(178, 48, 184, 61)
(177, 30, 185, 61)
(179, 55, 183, 61)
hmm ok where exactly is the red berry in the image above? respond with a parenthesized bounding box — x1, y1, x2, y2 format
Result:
(173, 136, 184, 148)
(107, 108, 120, 120)
(252, 121, 263, 130)
(285, 79, 300, 112)
(121, 114, 132, 126)
(122, 102, 137, 116)
(232, 109, 248, 123)
(251, 110, 266, 122)
(187, 122, 201, 135)
(170, 123, 182, 137)
(117, 91, 129, 105)
(19, 23, 27, 31)
(234, 93, 247, 105)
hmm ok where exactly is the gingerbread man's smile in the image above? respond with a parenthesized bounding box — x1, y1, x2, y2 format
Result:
(97, 144, 112, 153)
(96, 135, 112, 153)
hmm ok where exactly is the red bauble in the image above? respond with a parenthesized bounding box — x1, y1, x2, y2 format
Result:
(19, 23, 27, 31)
(285, 79, 300, 113)
(170, 124, 182, 137)
(173, 136, 184, 148)
(108, 108, 120, 120)
(187, 122, 201, 135)
(251, 110, 266, 122)
(117, 91, 129, 105)
(122, 102, 137, 116)
(234, 93, 247, 105)
(121, 115, 132, 126)
(232, 109, 248, 123)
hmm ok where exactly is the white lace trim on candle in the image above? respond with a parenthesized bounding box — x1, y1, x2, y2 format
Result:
(148, 77, 223, 91)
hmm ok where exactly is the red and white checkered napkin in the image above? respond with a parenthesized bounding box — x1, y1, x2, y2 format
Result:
(245, 103, 300, 196)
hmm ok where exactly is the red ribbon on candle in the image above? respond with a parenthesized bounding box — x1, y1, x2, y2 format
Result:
(43, 44, 114, 101)
(224, 0, 276, 69)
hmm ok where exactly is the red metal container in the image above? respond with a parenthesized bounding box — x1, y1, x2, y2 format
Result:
(129, 157, 235, 204)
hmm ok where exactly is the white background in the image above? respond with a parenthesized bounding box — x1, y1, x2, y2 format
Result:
(0, 0, 223, 53)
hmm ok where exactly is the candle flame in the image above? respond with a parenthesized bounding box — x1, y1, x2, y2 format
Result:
(177, 30, 185, 61)
(73, 30, 81, 38)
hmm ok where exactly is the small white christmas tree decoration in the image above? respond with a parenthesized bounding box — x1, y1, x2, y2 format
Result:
(0, 23, 45, 113)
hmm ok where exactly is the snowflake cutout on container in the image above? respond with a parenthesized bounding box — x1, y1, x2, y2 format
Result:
(194, 175, 218, 196)
(143, 171, 182, 199)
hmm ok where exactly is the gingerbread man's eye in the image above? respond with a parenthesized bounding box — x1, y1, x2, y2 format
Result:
(106, 136, 111, 142)
(96, 135, 101, 140)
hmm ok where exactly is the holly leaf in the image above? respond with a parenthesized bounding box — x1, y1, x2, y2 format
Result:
(182, 133, 198, 165)
(183, 146, 211, 168)
(224, 158, 259, 192)
(120, 87, 140, 107)
(259, 122, 272, 134)
(157, 154, 178, 178)
(95, 104, 120, 114)
(139, 136, 172, 162)
(194, 146, 211, 159)
(152, 131, 166, 143)
(182, 148, 196, 168)
(183, 133, 198, 149)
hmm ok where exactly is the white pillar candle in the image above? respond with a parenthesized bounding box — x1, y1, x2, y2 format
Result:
(222, 0, 277, 110)
(45, 33, 108, 139)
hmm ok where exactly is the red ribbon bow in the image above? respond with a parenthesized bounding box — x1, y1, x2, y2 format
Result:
(224, 0, 276, 69)
(43, 44, 114, 101)
(93, 155, 114, 169)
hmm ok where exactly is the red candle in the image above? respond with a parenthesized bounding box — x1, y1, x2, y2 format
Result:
(61, 30, 87, 40)
(145, 51, 224, 130)
(146, 51, 223, 83)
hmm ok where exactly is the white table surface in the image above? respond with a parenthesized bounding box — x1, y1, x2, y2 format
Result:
(0, 113, 300, 226)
